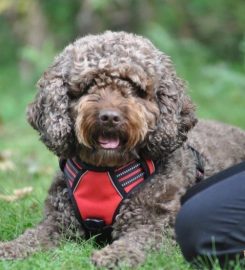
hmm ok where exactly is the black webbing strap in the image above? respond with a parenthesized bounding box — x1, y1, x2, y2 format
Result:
(188, 145, 205, 183)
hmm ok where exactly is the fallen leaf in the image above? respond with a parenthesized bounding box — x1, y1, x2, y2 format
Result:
(13, 186, 33, 196)
(0, 150, 15, 171)
(0, 186, 33, 202)
(0, 194, 16, 202)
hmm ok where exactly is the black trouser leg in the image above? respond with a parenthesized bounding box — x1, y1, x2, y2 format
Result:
(175, 162, 245, 265)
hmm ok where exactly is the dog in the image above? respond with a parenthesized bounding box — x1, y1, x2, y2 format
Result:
(0, 31, 244, 268)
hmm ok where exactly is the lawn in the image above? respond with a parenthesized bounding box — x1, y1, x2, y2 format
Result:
(0, 45, 244, 270)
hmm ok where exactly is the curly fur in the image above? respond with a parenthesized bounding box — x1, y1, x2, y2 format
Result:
(1, 31, 245, 268)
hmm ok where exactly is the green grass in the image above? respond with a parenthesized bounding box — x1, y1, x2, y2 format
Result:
(0, 44, 244, 270)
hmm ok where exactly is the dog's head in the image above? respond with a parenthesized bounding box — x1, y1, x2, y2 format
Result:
(27, 31, 196, 166)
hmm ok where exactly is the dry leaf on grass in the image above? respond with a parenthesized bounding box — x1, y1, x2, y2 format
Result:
(0, 186, 33, 202)
(0, 150, 15, 171)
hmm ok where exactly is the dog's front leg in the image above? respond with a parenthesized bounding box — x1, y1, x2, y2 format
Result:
(0, 174, 85, 260)
(91, 169, 189, 269)
(91, 196, 177, 268)
(0, 216, 61, 259)
(92, 222, 167, 269)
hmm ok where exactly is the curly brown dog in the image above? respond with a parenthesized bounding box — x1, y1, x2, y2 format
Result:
(0, 31, 244, 268)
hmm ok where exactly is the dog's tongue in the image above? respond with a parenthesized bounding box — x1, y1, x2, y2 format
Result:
(98, 136, 120, 149)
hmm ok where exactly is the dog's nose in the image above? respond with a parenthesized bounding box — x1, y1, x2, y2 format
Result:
(99, 109, 122, 125)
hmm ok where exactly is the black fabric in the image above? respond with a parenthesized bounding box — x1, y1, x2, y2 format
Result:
(59, 158, 66, 171)
(76, 159, 114, 172)
(140, 159, 151, 178)
(181, 161, 245, 205)
(175, 161, 245, 266)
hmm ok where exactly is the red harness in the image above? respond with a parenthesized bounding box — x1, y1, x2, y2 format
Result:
(60, 158, 155, 232)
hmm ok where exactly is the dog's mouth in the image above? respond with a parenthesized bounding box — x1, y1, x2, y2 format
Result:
(98, 135, 120, 149)
(93, 129, 128, 150)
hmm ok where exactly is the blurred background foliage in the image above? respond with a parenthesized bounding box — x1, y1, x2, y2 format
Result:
(0, 0, 244, 128)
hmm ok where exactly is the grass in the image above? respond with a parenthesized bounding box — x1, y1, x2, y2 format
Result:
(0, 41, 244, 269)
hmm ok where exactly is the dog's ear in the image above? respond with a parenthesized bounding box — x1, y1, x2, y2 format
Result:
(147, 54, 197, 156)
(26, 48, 76, 157)
(162, 73, 197, 137)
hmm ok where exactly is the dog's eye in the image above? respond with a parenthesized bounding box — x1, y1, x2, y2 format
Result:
(135, 87, 147, 99)
(83, 81, 95, 94)
(67, 80, 95, 100)
(119, 77, 147, 99)
(67, 90, 80, 100)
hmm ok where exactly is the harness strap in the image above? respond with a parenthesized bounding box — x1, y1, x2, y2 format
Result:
(62, 158, 155, 196)
(188, 145, 205, 182)
(61, 157, 156, 234)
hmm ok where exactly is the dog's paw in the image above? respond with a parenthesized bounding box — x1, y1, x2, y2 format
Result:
(0, 237, 38, 260)
(91, 241, 145, 269)
(0, 242, 23, 260)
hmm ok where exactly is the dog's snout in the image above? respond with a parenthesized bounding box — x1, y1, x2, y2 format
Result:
(99, 109, 122, 125)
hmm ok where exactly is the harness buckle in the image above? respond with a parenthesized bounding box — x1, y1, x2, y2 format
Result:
(83, 218, 106, 232)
